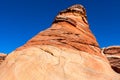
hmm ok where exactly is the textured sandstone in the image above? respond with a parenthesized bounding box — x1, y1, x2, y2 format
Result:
(0, 53, 6, 65)
(17, 4, 104, 59)
(103, 46, 120, 73)
(0, 4, 119, 80)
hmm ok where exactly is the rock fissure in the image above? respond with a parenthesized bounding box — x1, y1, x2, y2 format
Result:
(40, 48, 54, 56)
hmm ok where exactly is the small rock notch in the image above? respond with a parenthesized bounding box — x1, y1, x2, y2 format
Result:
(0, 53, 7, 65)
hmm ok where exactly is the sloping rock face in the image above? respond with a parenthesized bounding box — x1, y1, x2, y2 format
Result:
(0, 4, 119, 80)
(0, 53, 6, 65)
(103, 46, 120, 73)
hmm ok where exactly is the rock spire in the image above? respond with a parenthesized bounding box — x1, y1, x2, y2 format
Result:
(0, 4, 119, 80)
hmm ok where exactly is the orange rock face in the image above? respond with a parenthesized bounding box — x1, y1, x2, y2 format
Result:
(103, 46, 120, 73)
(0, 4, 119, 80)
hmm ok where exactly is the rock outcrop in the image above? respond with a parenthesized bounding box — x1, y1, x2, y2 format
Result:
(0, 4, 119, 80)
(103, 46, 120, 73)
(0, 53, 6, 65)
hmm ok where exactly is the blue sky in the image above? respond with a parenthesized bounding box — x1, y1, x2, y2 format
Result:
(0, 0, 120, 53)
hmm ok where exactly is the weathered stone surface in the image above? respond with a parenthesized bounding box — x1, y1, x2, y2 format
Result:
(0, 53, 6, 65)
(0, 4, 119, 80)
(103, 46, 120, 73)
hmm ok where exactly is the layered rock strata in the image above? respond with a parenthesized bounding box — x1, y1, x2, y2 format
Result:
(0, 4, 119, 80)
(103, 46, 120, 73)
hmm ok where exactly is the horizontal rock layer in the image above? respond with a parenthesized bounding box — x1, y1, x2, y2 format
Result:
(103, 46, 120, 73)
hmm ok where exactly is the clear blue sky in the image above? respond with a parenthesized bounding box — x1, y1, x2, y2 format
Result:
(0, 0, 120, 54)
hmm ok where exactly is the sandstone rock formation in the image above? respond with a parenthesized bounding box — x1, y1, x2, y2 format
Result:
(0, 53, 7, 65)
(0, 4, 120, 80)
(103, 46, 120, 73)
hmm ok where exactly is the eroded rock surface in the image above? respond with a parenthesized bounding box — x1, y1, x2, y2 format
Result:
(103, 46, 120, 73)
(0, 4, 119, 80)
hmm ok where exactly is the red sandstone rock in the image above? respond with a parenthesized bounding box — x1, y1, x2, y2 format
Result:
(103, 46, 120, 73)
(0, 4, 119, 80)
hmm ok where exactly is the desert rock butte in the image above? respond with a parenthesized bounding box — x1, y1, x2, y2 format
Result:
(0, 4, 120, 80)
